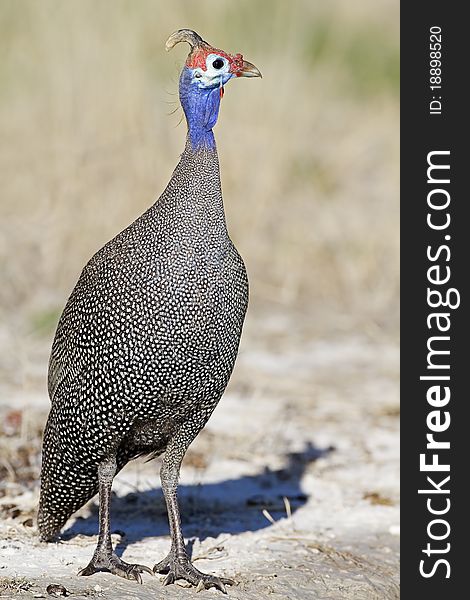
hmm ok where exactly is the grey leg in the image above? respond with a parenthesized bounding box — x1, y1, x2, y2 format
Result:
(78, 457, 153, 583)
(153, 432, 234, 593)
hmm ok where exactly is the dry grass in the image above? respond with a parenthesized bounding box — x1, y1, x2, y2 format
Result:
(0, 0, 399, 392)
(0, 407, 43, 499)
(0, 576, 33, 596)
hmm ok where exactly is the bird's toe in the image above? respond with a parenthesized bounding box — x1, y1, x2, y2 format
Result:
(154, 551, 234, 594)
(113, 561, 154, 584)
(79, 552, 152, 584)
(195, 576, 228, 594)
(78, 563, 99, 577)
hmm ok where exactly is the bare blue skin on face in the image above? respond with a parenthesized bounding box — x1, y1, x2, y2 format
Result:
(179, 66, 233, 151)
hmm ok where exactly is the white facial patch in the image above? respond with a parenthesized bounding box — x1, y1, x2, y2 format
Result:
(192, 53, 231, 88)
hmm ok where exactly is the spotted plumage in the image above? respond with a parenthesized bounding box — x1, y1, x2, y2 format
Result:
(38, 29, 260, 592)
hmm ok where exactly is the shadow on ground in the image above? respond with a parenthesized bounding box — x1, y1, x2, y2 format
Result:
(62, 442, 332, 550)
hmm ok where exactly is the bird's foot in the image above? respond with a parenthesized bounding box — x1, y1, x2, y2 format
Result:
(79, 551, 153, 584)
(153, 550, 234, 593)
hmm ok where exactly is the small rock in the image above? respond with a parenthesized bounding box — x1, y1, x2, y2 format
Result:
(46, 583, 69, 597)
(175, 580, 192, 588)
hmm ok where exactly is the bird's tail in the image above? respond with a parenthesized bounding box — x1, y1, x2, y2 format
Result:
(37, 420, 99, 541)
(38, 464, 99, 541)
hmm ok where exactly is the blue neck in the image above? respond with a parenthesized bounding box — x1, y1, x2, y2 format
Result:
(179, 67, 221, 151)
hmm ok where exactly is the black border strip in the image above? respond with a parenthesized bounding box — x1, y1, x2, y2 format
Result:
(401, 2, 466, 596)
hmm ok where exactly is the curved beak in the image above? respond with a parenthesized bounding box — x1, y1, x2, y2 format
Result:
(238, 60, 262, 78)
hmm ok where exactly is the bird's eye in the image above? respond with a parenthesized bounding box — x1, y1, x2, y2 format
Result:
(194, 72, 202, 79)
(212, 58, 225, 70)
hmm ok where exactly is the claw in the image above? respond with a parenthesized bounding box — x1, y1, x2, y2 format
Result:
(207, 578, 227, 594)
(78, 554, 152, 584)
(163, 572, 175, 586)
(130, 570, 142, 585)
(125, 564, 155, 584)
(154, 549, 233, 593)
(78, 564, 97, 577)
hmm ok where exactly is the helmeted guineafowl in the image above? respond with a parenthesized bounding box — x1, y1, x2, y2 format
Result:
(37, 29, 261, 593)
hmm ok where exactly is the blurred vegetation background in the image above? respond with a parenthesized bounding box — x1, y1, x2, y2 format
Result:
(0, 0, 398, 395)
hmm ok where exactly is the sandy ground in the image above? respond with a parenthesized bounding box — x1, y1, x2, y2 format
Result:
(0, 314, 399, 599)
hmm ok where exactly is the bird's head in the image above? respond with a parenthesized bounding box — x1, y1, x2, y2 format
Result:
(166, 29, 261, 150)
